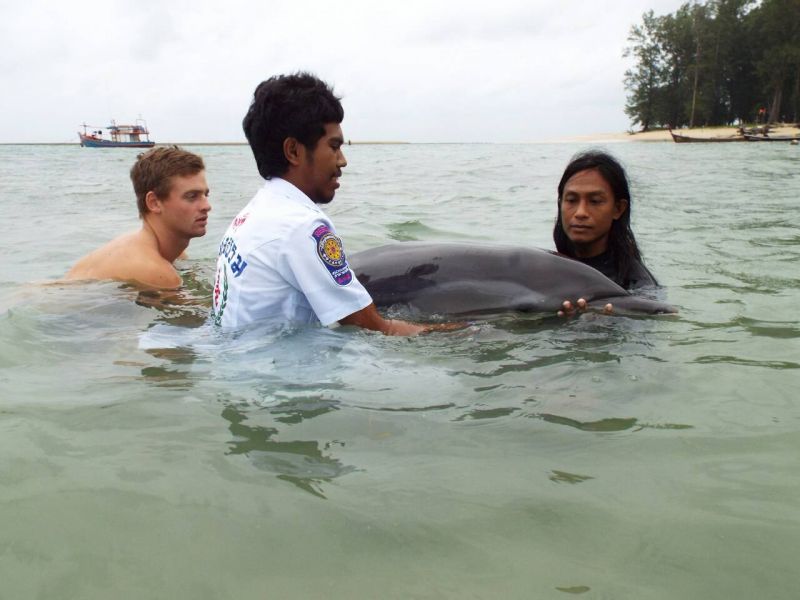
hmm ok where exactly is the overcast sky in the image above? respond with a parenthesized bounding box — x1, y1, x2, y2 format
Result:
(1, 0, 689, 143)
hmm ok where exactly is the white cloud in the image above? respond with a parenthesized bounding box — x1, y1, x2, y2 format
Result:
(0, 0, 689, 142)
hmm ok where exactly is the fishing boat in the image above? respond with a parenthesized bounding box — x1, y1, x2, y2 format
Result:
(78, 119, 155, 148)
(669, 129, 745, 143)
(743, 133, 800, 142)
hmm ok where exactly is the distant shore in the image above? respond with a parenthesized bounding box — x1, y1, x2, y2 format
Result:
(557, 123, 800, 143)
(3, 125, 799, 146)
(0, 140, 407, 146)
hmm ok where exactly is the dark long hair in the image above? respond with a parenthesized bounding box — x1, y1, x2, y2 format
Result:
(553, 151, 643, 285)
(243, 72, 344, 180)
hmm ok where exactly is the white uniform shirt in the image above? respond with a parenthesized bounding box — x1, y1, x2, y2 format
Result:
(211, 177, 372, 328)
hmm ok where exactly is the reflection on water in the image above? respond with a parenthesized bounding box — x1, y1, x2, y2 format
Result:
(222, 404, 356, 499)
(531, 413, 693, 432)
(133, 267, 213, 328)
(693, 355, 800, 369)
(139, 357, 198, 389)
(455, 406, 520, 421)
(269, 396, 340, 425)
(135, 301, 359, 499)
(534, 413, 638, 432)
(549, 470, 594, 485)
(555, 585, 592, 595)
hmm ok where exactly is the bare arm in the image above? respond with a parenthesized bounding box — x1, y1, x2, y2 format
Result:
(339, 303, 462, 336)
(339, 303, 426, 335)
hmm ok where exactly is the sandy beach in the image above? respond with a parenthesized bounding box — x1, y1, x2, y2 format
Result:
(557, 123, 800, 143)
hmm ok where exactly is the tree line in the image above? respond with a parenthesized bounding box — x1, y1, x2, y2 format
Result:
(624, 0, 800, 130)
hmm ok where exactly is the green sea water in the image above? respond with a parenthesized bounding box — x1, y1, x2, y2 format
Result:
(1, 141, 798, 599)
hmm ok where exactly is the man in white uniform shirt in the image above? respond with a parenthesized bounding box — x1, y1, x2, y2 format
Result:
(212, 73, 439, 335)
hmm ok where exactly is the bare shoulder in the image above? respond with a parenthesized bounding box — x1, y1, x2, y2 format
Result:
(65, 231, 182, 289)
(124, 253, 183, 289)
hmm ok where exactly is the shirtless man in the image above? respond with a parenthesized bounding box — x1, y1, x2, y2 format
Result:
(66, 146, 211, 289)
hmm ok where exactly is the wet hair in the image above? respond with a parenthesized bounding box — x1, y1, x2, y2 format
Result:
(130, 146, 205, 217)
(242, 72, 344, 180)
(553, 150, 643, 285)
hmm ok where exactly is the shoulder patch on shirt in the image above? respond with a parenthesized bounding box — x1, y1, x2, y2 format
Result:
(311, 225, 353, 286)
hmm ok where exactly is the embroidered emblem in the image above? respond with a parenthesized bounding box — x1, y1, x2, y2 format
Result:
(318, 232, 345, 268)
(212, 265, 229, 326)
(311, 225, 352, 286)
(232, 213, 249, 231)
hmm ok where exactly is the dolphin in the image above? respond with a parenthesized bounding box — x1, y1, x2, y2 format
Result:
(350, 242, 676, 316)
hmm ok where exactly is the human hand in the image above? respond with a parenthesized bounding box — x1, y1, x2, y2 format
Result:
(420, 321, 470, 333)
(557, 299, 614, 317)
(557, 298, 586, 317)
(387, 320, 469, 335)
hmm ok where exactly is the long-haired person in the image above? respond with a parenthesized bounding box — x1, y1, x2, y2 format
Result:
(554, 151, 657, 289)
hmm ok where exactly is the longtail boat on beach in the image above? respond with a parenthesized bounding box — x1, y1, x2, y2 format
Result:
(78, 119, 155, 148)
(668, 129, 745, 143)
(743, 133, 800, 142)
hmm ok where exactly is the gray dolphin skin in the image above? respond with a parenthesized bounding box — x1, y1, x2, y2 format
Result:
(350, 242, 677, 316)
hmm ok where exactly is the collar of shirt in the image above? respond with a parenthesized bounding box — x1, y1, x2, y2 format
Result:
(260, 177, 323, 215)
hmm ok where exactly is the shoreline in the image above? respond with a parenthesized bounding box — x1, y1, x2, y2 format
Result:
(555, 123, 800, 144)
(3, 125, 798, 146)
